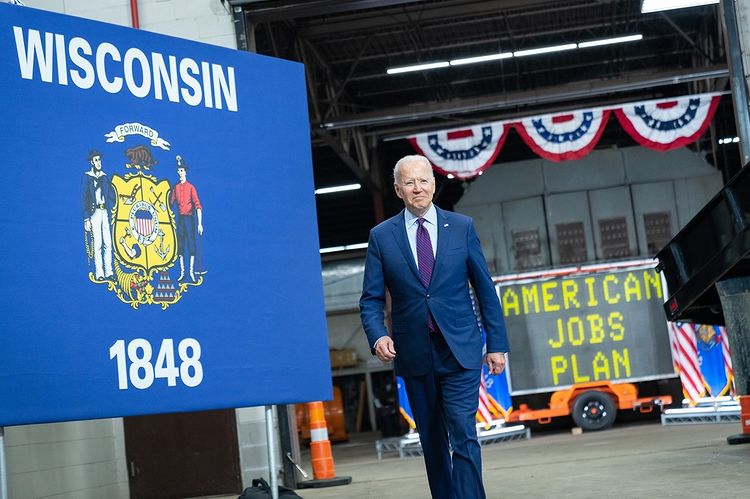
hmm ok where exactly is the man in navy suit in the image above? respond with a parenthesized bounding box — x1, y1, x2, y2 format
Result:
(360, 155, 509, 499)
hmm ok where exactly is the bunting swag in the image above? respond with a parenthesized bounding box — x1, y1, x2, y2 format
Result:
(408, 122, 509, 179)
(615, 94, 721, 151)
(514, 110, 610, 162)
(407, 93, 722, 178)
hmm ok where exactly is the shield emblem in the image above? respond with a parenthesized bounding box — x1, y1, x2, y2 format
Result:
(112, 173, 176, 271)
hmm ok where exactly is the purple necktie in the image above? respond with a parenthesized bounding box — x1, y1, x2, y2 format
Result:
(417, 218, 436, 331)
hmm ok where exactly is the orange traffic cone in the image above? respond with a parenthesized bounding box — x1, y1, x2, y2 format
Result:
(728, 395, 750, 444)
(297, 401, 352, 488)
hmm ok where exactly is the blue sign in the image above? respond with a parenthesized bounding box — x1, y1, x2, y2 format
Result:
(0, 4, 332, 426)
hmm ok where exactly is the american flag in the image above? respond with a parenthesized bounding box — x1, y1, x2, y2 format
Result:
(476, 373, 501, 429)
(668, 322, 704, 403)
(719, 326, 735, 396)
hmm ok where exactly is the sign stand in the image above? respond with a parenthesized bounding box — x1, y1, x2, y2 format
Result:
(0, 427, 8, 499)
(265, 406, 279, 499)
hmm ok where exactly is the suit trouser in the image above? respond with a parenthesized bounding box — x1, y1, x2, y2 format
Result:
(403, 331, 486, 499)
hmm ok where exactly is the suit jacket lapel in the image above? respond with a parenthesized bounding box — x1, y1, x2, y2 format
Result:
(391, 210, 422, 283)
(431, 207, 452, 287)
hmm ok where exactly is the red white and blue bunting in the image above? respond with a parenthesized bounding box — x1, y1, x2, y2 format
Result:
(408, 122, 509, 179)
(614, 94, 721, 151)
(407, 93, 722, 178)
(514, 109, 610, 162)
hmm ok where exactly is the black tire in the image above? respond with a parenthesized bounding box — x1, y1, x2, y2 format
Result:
(571, 391, 617, 431)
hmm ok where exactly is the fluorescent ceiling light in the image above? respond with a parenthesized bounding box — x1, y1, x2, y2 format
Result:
(641, 0, 718, 13)
(314, 183, 361, 195)
(578, 34, 643, 48)
(388, 34, 642, 75)
(719, 136, 740, 144)
(513, 43, 577, 57)
(319, 242, 368, 254)
(387, 61, 449, 74)
(449, 52, 513, 66)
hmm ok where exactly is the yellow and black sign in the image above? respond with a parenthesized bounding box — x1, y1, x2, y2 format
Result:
(497, 266, 673, 393)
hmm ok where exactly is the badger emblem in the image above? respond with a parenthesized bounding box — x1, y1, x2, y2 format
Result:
(124, 145, 157, 170)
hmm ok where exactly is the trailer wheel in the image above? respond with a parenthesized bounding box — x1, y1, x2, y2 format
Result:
(572, 391, 616, 431)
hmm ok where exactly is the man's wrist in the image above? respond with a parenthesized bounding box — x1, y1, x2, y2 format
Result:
(373, 336, 388, 349)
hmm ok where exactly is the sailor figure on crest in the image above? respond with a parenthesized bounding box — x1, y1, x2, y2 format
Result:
(82, 150, 115, 281)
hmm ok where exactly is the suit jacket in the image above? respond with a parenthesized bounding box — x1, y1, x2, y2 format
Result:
(360, 206, 509, 378)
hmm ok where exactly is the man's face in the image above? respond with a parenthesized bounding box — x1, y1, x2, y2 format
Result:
(177, 167, 186, 182)
(91, 155, 102, 171)
(394, 160, 435, 215)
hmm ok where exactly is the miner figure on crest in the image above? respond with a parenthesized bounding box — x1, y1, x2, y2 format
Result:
(170, 155, 204, 282)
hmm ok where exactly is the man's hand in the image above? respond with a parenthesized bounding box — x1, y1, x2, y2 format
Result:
(374, 336, 396, 363)
(485, 352, 506, 375)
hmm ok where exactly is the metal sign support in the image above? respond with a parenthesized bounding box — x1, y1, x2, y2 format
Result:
(265, 406, 279, 499)
(0, 427, 8, 499)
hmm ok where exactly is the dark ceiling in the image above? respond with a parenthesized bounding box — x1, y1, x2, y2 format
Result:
(229, 0, 739, 253)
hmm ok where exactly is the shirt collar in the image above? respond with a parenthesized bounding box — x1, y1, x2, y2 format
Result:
(404, 203, 437, 227)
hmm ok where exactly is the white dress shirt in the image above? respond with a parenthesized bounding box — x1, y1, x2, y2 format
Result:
(404, 203, 438, 266)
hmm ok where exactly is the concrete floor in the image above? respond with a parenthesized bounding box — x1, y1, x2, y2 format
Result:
(281, 421, 749, 499)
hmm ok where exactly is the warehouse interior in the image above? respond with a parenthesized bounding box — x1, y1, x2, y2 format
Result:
(3, 2, 748, 499)
(229, 0, 741, 444)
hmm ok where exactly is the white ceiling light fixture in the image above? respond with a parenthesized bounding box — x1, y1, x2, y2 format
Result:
(718, 136, 740, 144)
(449, 52, 513, 66)
(314, 183, 361, 195)
(387, 35, 642, 75)
(319, 242, 369, 254)
(641, 0, 719, 14)
(386, 61, 450, 75)
(578, 34, 643, 48)
(513, 43, 577, 58)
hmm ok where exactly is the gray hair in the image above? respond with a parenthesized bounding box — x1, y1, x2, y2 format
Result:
(393, 154, 434, 184)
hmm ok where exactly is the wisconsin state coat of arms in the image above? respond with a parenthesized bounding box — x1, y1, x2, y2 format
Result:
(82, 123, 205, 309)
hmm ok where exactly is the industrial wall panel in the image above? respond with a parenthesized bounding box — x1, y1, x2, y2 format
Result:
(542, 148, 625, 194)
(589, 187, 638, 260)
(460, 204, 497, 273)
(546, 192, 594, 265)
(460, 202, 509, 274)
(457, 159, 544, 206)
(631, 181, 678, 256)
(674, 174, 724, 228)
(624, 146, 717, 183)
(501, 197, 549, 271)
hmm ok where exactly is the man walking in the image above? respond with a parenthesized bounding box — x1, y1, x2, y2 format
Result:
(360, 155, 508, 499)
(169, 155, 203, 282)
(82, 150, 114, 281)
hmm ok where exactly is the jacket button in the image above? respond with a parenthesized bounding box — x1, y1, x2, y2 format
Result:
(426, 294, 430, 299)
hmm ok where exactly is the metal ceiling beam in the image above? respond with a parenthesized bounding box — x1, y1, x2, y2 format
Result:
(316, 66, 729, 130)
(294, 0, 599, 38)
(315, 129, 382, 191)
(228, 0, 426, 23)
(317, 18, 652, 68)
